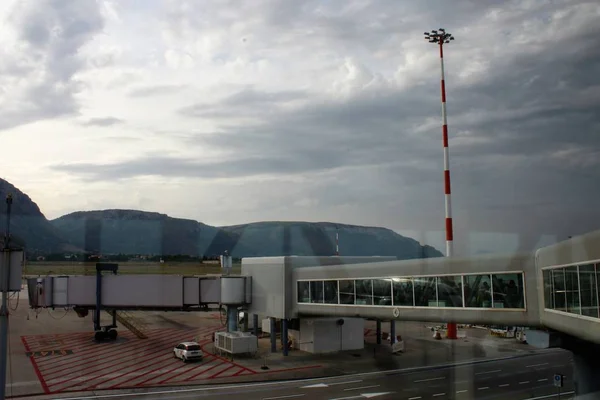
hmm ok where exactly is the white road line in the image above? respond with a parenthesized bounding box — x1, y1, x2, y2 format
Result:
(408, 397, 422, 400)
(433, 394, 445, 397)
(526, 363, 549, 368)
(456, 390, 468, 394)
(538, 378, 549, 382)
(522, 391, 575, 400)
(344, 385, 380, 391)
(499, 383, 510, 387)
(475, 369, 501, 375)
(519, 381, 530, 384)
(478, 387, 490, 390)
(330, 380, 363, 386)
(263, 395, 305, 400)
(414, 376, 445, 383)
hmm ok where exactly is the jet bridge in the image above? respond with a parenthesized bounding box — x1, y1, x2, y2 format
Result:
(28, 263, 252, 340)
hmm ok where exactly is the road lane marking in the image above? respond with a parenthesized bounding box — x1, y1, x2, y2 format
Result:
(475, 369, 501, 375)
(538, 378, 549, 382)
(408, 397, 422, 400)
(330, 380, 363, 386)
(414, 376, 445, 383)
(526, 363, 549, 368)
(499, 383, 510, 387)
(522, 392, 575, 400)
(478, 387, 490, 390)
(456, 390, 468, 394)
(433, 394, 445, 397)
(344, 385, 380, 391)
(263, 395, 305, 400)
(301, 383, 328, 388)
(519, 381, 530, 384)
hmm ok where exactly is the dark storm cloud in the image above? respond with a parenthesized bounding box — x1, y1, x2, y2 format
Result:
(82, 117, 124, 127)
(0, 0, 104, 131)
(51, 151, 350, 181)
(179, 88, 307, 119)
(50, 0, 600, 253)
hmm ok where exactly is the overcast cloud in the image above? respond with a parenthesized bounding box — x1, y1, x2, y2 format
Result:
(1, 0, 599, 255)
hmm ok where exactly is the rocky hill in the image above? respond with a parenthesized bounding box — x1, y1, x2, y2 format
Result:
(52, 211, 442, 259)
(0, 178, 72, 252)
(0, 177, 443, 258)
(220, 221, 442, 258)
(51, 209, 250, 257)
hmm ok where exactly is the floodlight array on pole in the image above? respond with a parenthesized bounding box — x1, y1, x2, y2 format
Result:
(424, 28, 458, 340)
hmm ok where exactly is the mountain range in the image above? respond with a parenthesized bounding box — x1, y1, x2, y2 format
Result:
(0, 177, 442, 259)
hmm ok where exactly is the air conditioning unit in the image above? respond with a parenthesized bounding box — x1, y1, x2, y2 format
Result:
(214, 331, 258, 355)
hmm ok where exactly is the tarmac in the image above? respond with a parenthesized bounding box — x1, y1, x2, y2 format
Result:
(4, 288, 557, 399)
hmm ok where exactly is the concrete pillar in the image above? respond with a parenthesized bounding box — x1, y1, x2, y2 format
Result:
(390, 320, 396, 344)
(282, 319, 289, 356)
(561, 334, 600, 399)
(376, 320, 382, 344)
(253, 314, 259, 336)
(227, 307, 238, 333)
(573, 349, 600, 399)
(270, 317, 277, 353)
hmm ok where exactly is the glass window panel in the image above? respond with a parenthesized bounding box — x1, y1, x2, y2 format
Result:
(297, 281, 310, 303)
(579, 264, 598, 318)
(339, 280, 355, 305)
(373, 279, 392, 305)
(393, 278, 413, 306)
(543, 269, 553, 309)
(552, 269, 566, 311)
(414, 277, 437, 307)
(355, 279, 373, 305)
(492, 273, 525, 309)
(310, 281, 323, 304)
(437, 276, 463, 307)
(464, 274, 492, 308)
(324, 281, 339, 304)
(565, 266, 580, 314)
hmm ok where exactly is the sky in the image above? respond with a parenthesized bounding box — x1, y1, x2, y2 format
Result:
(0, 0, 599, 256)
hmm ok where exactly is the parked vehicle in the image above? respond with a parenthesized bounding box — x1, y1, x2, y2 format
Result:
(173, 341, 203, 362)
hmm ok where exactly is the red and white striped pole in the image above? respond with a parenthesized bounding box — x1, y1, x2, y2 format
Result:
(439, 41, 453, 258)
(426, 28, 457, 340)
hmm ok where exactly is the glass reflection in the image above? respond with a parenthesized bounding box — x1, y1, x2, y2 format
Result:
(414, 277, 437, 307)
(393, 278, 413, 306)
(339, 280, 355, 304)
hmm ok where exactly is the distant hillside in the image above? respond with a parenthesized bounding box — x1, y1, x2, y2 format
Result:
(0, 177, 443, 258)
(51, 210, 249, 256)
(220, 221, 442, 259)
(0, 178, 72, 253)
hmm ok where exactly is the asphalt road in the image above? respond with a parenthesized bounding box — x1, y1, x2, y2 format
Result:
(52, 350, 575, 400)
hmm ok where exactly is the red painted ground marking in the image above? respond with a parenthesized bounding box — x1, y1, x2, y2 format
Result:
(50, 331, 220, 393)
(48, 333, 201, 390)
(199, 342, 255, 375)
(103, 355, 192, 389)
(33, 330, 146, 367)
(182, 361, 228, 382)
(157, 354, 217, 385)
(164, 357, 224, 384)
(208, 364, 236, 379)
(24, 326, 226, 394)
(21, 336, 50, 394)
(91, 353, 215, 390)
(40, 328, 185, 377)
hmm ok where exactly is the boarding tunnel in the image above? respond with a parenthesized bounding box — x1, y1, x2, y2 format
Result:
(27, 274, 252, 310)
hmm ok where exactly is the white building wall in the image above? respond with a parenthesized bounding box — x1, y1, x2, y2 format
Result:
(295, 318, 364, 354)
